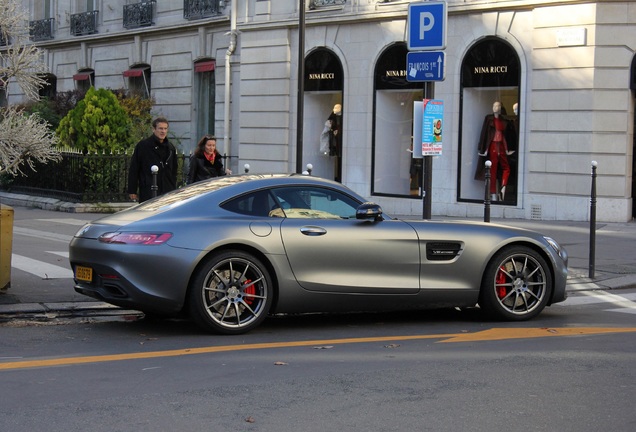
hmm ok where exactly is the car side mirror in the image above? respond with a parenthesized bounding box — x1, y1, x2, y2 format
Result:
(356, 202, 383, 221)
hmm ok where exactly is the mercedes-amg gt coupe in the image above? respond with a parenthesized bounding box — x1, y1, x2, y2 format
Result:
(70, 174, 568, 334)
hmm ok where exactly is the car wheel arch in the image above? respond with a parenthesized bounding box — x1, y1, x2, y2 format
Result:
(185, 243, 281, 312)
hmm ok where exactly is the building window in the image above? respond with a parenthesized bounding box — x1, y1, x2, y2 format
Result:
(70, 11, 99, 36)
(303, 48, 344, 182)
(372, 43, 424, 198)
(194, 59, 216, 143)
(184, 0, 223, 20)
(458, 37, 520, 205)
(73, 69, 94, 92)
(38, 73, 57, 99)
(123, 66, 151, 98)
(123, 1, 156, 29)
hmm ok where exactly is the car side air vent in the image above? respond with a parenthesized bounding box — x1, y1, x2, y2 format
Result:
(426, 242, 462, 261)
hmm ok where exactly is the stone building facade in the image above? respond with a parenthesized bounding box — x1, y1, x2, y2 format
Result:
(4, 0, 636, 222)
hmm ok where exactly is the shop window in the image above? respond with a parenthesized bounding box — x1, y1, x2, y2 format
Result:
(194, 59, 216, 142)
(458, 37, 520, 205)
(123, 65, 151, 98)
(372, 43, 424, 198)
(303, 48, 344, 182)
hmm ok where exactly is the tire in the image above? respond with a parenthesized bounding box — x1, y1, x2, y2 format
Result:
(188, 250, 273, 334)
(478, 245, 552, 321)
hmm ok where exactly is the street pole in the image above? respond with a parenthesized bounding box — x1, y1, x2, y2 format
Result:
(422, 82, 434, 219)
(295, 1, 305, 174)
(484, 160, 492, 223)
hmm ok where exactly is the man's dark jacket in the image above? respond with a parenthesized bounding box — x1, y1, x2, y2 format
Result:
(127, 134, 177, 202)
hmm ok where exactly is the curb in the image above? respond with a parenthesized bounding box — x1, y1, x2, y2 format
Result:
(0, 191, 133, 213)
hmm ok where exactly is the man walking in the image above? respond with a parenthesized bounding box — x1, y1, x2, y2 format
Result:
(127, 117, 177, 203)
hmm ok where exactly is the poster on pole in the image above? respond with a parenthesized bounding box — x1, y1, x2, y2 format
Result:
(422, 99, 443, 156)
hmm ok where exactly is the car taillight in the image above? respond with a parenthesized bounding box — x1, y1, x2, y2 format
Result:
(98, 232, 172, 245)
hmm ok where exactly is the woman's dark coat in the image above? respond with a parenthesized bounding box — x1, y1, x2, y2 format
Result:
(187, 152, 226, 184)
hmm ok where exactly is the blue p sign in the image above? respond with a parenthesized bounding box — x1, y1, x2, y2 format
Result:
(407, 1, 447, 51)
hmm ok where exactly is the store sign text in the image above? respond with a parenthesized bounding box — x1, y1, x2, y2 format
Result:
(309, 73, 335, 80)
(473, 66, 508, 74)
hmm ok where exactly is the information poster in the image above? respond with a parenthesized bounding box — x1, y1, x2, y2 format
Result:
(422, 99, 444, 156)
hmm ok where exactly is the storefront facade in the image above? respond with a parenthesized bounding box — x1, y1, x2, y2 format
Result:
(8, 0, 636, 222)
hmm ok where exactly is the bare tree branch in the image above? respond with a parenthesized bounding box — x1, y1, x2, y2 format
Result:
(0, 0, 59, 177)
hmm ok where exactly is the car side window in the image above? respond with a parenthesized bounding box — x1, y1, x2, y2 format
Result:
(221, 190, 279, 217)
(270, 187, 360, 219)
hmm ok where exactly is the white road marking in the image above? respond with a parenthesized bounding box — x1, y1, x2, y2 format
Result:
(36, 218, 92, 226)
(560, 290, 636, 309)
(48, 251, 70, 258)
(13, 227, 72, 243)
(11, 254, 73, 279)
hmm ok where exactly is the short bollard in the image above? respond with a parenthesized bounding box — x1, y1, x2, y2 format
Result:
(244, 163, 250, 173)
(589, 161, 597, 279)
(306, 163, 313, 176)
(151, 165, 159, 198)
(484, 160, 492, 223)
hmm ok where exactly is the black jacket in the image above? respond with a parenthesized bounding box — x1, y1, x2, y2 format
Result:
(127, 134, 177, 202)
(187, 152, 226, 184)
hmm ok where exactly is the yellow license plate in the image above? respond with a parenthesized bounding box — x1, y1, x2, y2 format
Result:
(75, 266, 93, 282)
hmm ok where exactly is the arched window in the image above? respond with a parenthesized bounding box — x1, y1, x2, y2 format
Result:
(458, 37, 521, 205)
(372, 43, 424, 197)
(303, 48, 344, 182)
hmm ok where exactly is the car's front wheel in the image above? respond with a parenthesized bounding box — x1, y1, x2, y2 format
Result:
(188, 250, 273, 334)
(479, 245, 553, 321)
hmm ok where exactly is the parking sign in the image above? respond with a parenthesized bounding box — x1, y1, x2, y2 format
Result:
(407, 1, 447, 51)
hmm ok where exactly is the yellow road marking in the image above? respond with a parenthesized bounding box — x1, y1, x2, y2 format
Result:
(1, 327, 635, 371)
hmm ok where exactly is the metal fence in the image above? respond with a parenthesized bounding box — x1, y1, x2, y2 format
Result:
(1, 150, 195, 203)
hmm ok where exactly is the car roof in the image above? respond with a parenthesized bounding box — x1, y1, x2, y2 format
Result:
(134, 174, 357, 212)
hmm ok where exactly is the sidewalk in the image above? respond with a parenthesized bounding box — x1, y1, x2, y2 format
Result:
(1, 191, 635, 319)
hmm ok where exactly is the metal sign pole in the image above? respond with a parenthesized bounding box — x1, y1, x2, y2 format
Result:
(422, 82, 434, 220)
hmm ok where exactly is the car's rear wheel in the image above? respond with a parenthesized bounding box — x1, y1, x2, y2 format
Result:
(478, 245, 552, 321)
(188, 250, 272, 334)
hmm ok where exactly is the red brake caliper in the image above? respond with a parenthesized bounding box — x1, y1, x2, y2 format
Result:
(496, 267, 507, 299)
(243, 280, 256, 305)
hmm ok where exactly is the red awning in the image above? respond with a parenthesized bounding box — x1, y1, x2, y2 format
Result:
(195, 60, 215, 73)
(73, 73, 91, 81)
(123, 69, 144, 77)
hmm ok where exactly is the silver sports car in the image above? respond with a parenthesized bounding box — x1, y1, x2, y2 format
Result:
(70, 174, 568, 334)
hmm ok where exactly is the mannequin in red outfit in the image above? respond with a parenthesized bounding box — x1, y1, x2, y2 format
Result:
(474, 101, 515, 200)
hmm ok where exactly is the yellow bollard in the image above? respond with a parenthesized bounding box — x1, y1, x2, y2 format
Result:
(0, 204, 14, 290)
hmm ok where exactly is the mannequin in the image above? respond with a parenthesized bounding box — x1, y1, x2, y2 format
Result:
(474, 101, 515, 201)
(327, 103, 342, 181)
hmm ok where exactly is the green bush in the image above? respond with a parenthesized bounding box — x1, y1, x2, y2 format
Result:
(57, 87, 134, 153)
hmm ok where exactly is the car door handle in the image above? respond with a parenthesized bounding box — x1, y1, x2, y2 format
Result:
(300, 226, 327, 236)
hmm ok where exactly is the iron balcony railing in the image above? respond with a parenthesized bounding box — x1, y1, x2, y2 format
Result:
(29, 18, 55, 41)
(70, 10, 99, 36)
(309, 0, 347, 9)
(124, 1, 156, 29)
(184, 0, 222, 20)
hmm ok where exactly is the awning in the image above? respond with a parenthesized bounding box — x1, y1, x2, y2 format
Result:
(123, 69, 144, 77)
(73, 72, 91, 81)
(195, 60, 215, 73)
